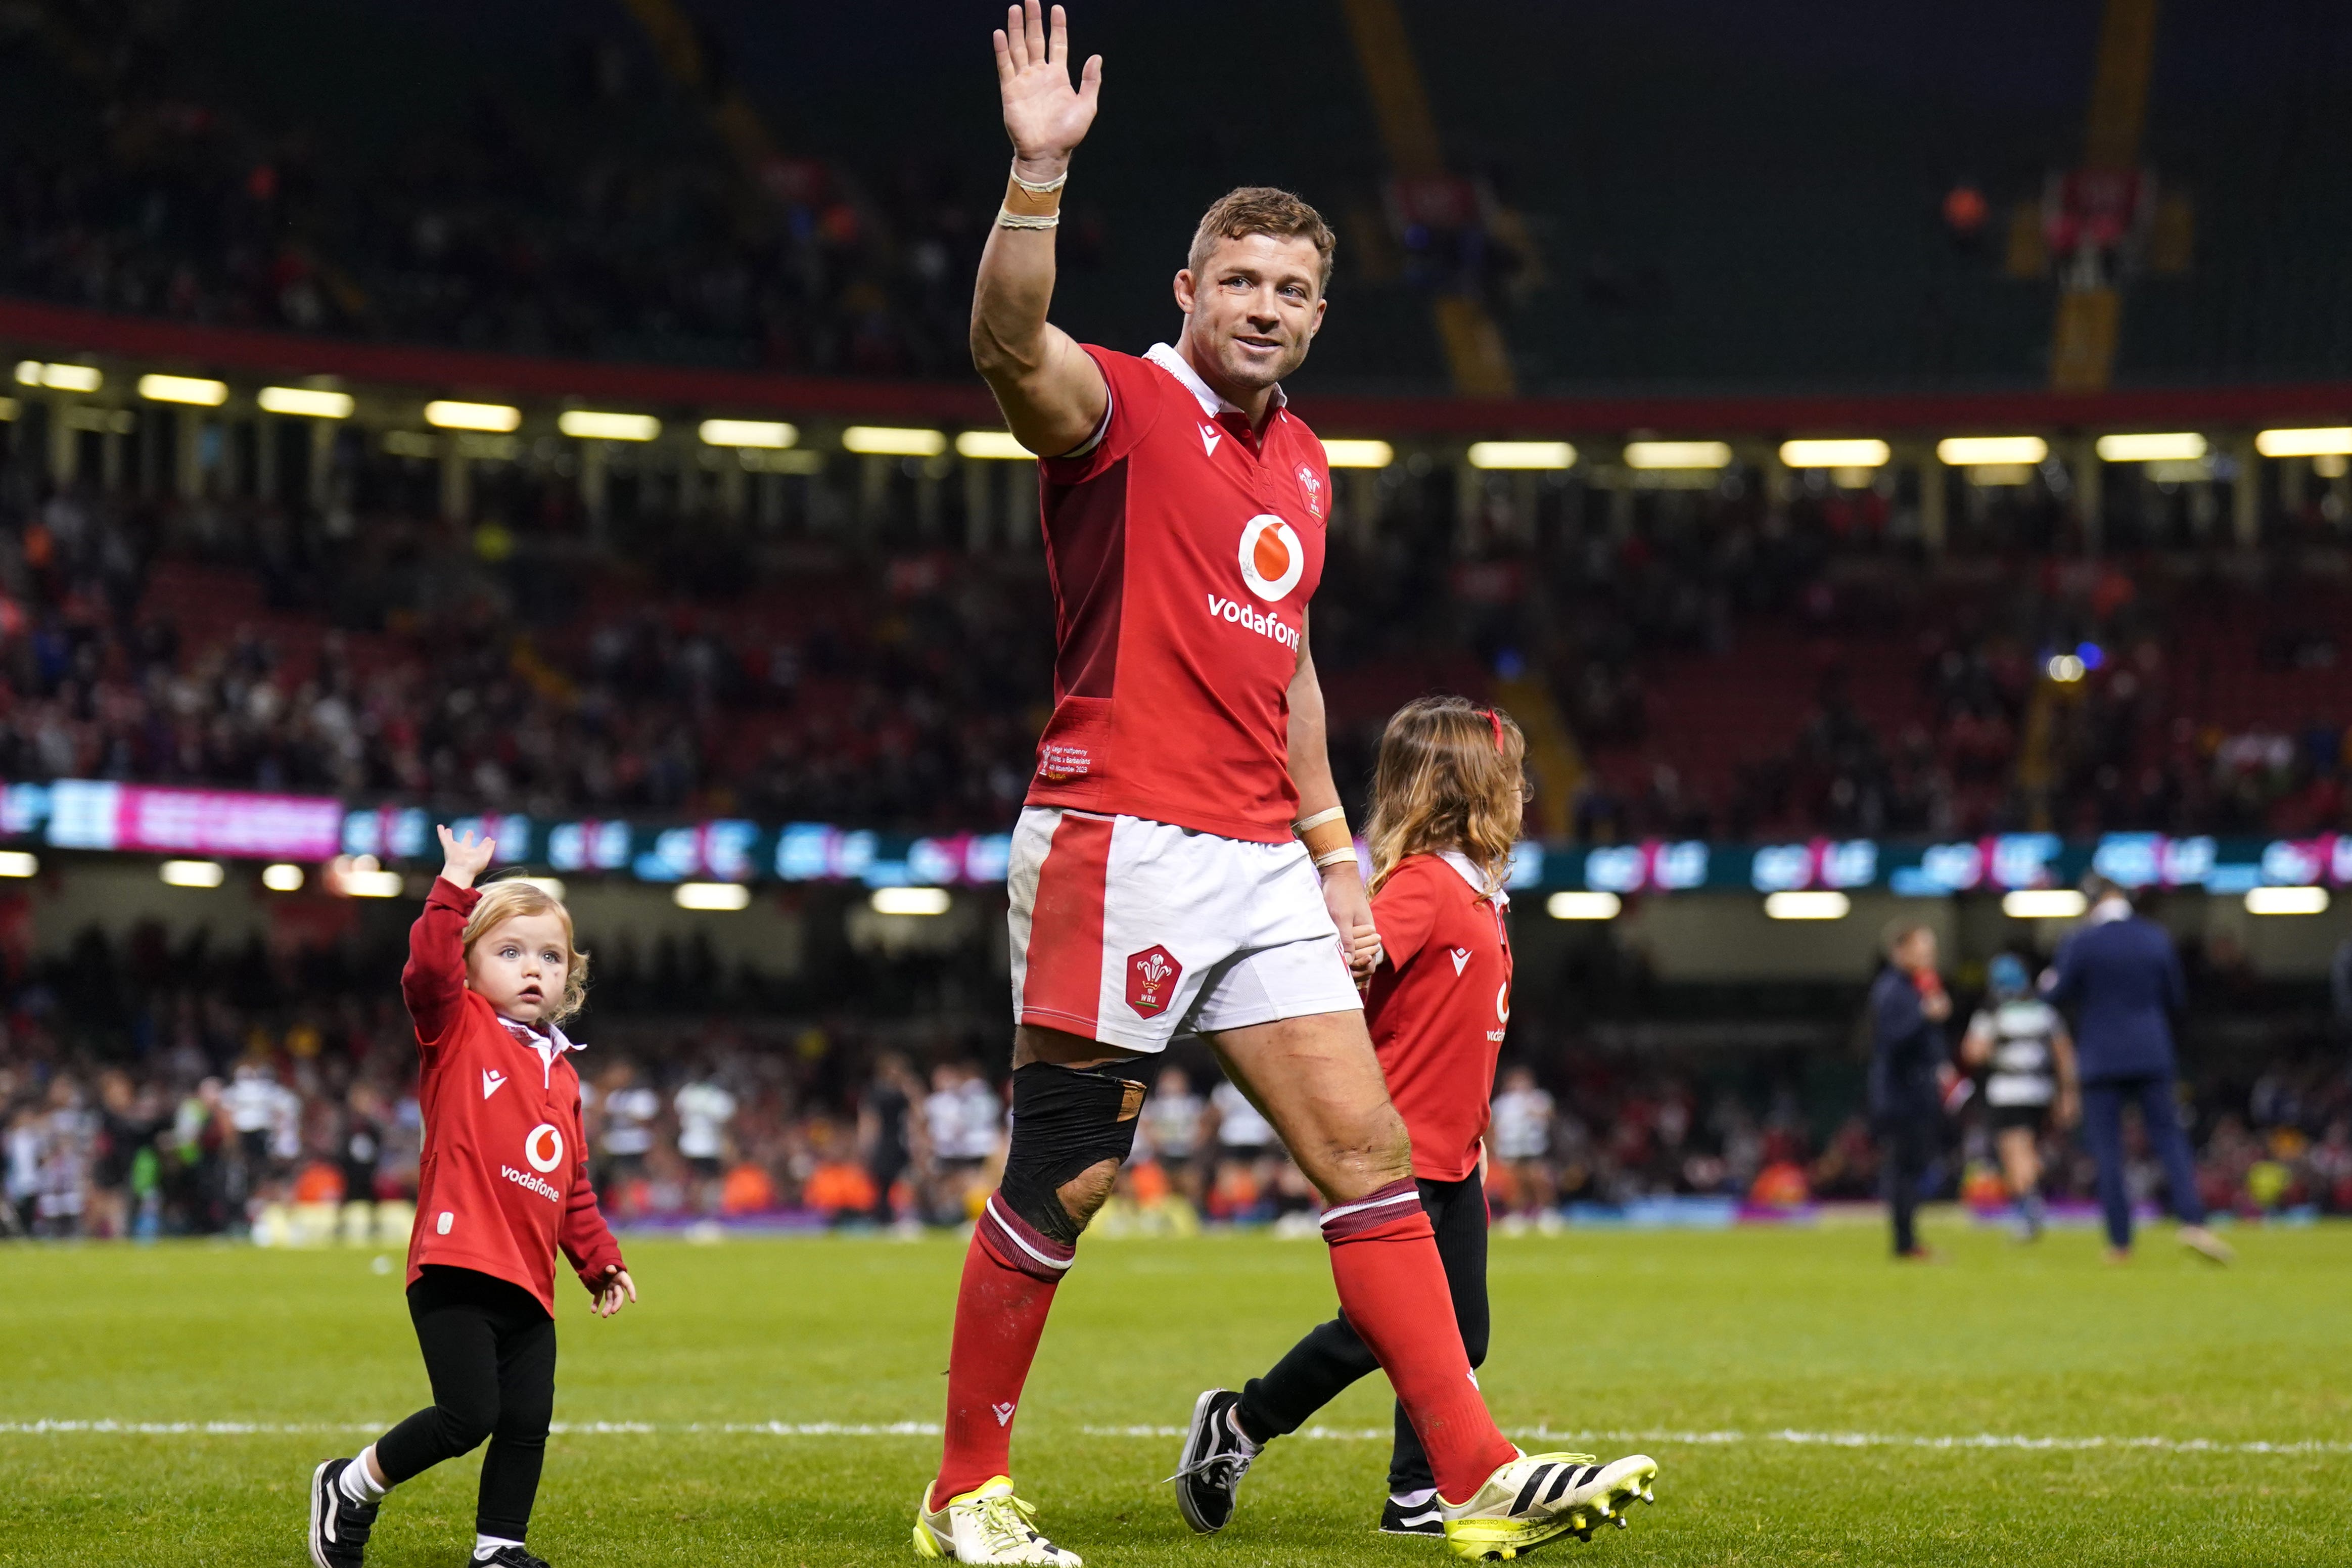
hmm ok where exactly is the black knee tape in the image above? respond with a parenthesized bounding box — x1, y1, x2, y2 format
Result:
(999, 1060, 1148, 1246)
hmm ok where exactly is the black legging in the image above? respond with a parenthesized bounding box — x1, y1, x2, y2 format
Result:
(375, 1265, 558, 1541)
(1236, 1173, 1488, 1496)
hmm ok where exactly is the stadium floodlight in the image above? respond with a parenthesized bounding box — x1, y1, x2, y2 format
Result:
(2245, 885, 2328, 916)
(700, 419, 798, 448)
(2095, 432, 2205, 463)
(137, 374, 228, 406)
(1937, 436, 2048, 467)
(425, 400, 523, 432)
(1467, 440, 1575, 470)
(257, 386, 354, 419)
(261, 863, 305, 892)
(2046, 653, 2086, 683)
(1763, 890, 1850, 920)
(842, 425, 947, 456)
(1779, 439, 1889, 469)
(2254, 427, 2352, 458)
(558, 410, 660, 441)
(1547, 891, 1622, 920)
(326, 853, 405, 898)
(17, 361, 104, 392)
(0, 851, 37, 878)
(508, 875, 567, 899)
(1623, 440, 1732, 470)
(1321, 439, 1394, 469)
(2002, 889, 2087, 919)
(871, 886, 953, 916)
(675, 882, 753, 911)
(159, 859, 226, 889)
(956, 430, 1035, 460)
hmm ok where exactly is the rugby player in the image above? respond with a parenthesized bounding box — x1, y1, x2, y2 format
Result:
(913, 8, 1657, 1562)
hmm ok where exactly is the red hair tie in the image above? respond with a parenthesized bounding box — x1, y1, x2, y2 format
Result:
(1485, 709, 1505, 753)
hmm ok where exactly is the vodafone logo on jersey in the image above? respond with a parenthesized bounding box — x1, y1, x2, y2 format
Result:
(1236, 514, 1305, 602)
(524, 1123, 565, 1174)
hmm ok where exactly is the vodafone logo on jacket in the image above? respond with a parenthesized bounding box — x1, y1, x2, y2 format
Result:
(1237, 514, 1304, 602)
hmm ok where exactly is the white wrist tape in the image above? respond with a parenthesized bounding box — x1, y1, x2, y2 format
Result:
(1293, 806, 1348, 834)
(1313, 847, 1361, 870)
(996, 207, 1060, 230)
(1008, 164, 1070, 195)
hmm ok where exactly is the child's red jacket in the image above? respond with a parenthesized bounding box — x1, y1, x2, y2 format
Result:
(402, 878, 624, 1314)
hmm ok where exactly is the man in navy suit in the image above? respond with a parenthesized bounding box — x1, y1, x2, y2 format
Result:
(2045, 876, 2232, 1264)
(1868, 921, 1951, 1260)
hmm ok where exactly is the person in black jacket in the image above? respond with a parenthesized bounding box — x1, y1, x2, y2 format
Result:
(1868, 921, 1951, 1260)
(2045, 876, 2231, 1264)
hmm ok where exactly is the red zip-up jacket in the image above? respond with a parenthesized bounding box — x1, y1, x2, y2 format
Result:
(402, 878, 624, 1314)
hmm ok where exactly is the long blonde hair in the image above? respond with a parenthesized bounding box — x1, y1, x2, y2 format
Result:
(1363, 696, 1527, 896)
(460, 879, 592, 1025)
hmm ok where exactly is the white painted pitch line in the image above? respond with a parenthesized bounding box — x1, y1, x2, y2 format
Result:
(0, 1420, 942, 1437)
(5, 1420, 2346, 1457)
(1081, 1424, 2352, 1457)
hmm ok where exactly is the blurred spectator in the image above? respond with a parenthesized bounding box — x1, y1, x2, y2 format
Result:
(923, 1062, 1002, 1221)
(593, 1061, 660, 1201)
(1488, 1065, 1556, 1228)
(2047, 877, 2230, 1263)
(1139, 1066, 1206, 1203)
(857, 1052, 925, 1228)
(673, 1068, 739, 1214)
(1867, 921, 1951, 1261)
(1206, 1079, 1281, 1222)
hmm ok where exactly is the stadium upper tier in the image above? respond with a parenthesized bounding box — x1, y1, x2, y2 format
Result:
(0, 2, 2346, 395)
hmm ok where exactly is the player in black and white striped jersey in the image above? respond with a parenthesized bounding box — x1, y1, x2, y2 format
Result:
(1960, 954, 2079, 1239)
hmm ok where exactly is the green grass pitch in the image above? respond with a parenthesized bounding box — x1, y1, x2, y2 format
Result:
(7, 1218, 2350, 1566)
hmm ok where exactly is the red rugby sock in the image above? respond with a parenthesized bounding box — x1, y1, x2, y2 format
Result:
(1322, 1179, 1518, 1503)
(934, 1194, 1074, 1502)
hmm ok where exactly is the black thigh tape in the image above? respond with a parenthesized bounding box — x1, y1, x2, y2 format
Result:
(998, 1060, 1149, 1246)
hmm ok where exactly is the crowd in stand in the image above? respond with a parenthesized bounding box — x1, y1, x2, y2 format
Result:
(0, 7, 988, 376)
(0, 449, 2346, 844)
(7, 907, 2349, 1241)
(15, 1029, 2351, 1243)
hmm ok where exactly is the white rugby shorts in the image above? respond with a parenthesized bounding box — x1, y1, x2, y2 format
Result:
(1007, 806, 1362, 1053)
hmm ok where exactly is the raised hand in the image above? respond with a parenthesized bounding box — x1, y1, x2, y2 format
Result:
(436, 824, 496, 890)
(994, 2, 1101, 178)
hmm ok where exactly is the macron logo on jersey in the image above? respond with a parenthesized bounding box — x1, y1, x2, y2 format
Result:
(1200, 424, 1221, 456)
(1450, 947, 1472, 975)
(482, 1069, 507, 1100)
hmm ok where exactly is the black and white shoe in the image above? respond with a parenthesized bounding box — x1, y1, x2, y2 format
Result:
(307, 1459, 379, 1568)
(1169, 1388, 1262, 1534)
(1379, 1494, 1445, 1536)
(470, 1548, 551, 1568)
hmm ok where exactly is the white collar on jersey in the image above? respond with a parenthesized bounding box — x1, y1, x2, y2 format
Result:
(497, 1014, 583, 1088)
(1145, 342, 1288, 421)
(1438, 849, 1510, 909)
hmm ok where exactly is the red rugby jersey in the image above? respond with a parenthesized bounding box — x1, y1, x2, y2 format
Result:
(1027, 343, 1331, 843)
(1363, 852, 1514, 1182)
(402, 880, 624, 1314)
